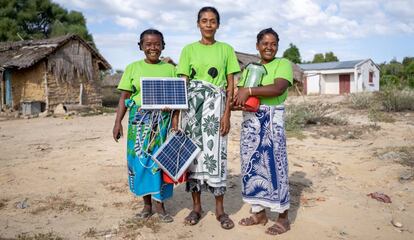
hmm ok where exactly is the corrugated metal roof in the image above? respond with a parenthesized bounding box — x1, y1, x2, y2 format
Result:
(298, 60, 365, 71)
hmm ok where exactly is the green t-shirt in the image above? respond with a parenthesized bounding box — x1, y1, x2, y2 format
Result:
(177, 41, 241, 87)
(238, 58, 293, 106)
(117, 60, 176, 105)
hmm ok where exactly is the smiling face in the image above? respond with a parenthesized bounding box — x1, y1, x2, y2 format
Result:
(256, 33, 278, 64)
(141, 34, 163, 64)
(197, 11, 219, 41)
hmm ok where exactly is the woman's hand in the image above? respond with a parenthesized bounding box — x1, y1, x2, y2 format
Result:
(113, 122, 123, 142)
(171, 113, 179, 131)
(171, 110, 180, 131)
(234, 87, 250, 107)
(220, 112, 230, 136)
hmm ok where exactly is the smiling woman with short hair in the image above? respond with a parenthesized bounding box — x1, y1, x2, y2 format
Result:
(234, 27, 293, 235)
(112, 29, 176, 223)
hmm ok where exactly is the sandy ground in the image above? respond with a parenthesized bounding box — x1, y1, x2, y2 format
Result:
(0, 95, 413, 240)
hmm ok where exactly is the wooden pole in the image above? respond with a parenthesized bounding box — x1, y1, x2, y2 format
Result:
(44, 62, 49, 111)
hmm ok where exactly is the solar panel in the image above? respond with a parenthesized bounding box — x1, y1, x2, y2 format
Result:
(140, 77, 188, 109)
(152, 131, 200, 182)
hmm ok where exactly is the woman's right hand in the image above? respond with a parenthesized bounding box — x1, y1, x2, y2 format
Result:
(234, 87, 250, 107)
(113, 122, 123, 142)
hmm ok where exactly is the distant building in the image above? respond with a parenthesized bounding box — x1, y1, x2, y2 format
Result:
(0, 34, 111, 113)
(299, 59, 380, 95)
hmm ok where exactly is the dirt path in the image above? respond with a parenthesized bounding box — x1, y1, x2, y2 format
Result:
(0, 96, 413, 239)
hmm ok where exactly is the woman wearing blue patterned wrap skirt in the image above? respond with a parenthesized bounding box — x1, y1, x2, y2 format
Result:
(234, 28, 293, 235)
(113, 29, 175, 223)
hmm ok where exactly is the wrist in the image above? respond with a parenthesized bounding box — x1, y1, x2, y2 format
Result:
(248, 87, 252, 96)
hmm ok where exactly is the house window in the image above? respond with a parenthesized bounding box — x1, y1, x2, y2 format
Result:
(369, 71, 374, 84)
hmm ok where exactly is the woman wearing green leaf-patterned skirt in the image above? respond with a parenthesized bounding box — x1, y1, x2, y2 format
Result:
(175, 6, 240, 229)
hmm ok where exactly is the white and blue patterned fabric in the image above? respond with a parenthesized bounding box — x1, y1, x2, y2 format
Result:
(240, 105, 290, 213)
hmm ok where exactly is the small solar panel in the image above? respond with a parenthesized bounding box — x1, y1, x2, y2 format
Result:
(152, 131, 200, 182)
(140, 77, 188, 109)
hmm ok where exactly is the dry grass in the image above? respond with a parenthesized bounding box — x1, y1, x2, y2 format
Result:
(30, 196, 93, 215)
(311, 124, 381, 140)
(0, 198, 8, 210)
(379, 88, 414, 112)
(349, 92, 374, 110)
(116, 217, 161, 239)
(375, 146, 414, 168)
(368, 108, 396, 123)
(82, 227, 98, 238)
(102, 182, 128, 194)
(10, 232, 63, 240)
(285, 102, 348, 137)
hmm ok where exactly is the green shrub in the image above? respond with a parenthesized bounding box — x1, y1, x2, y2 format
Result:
(349, 92, 375, 109)
(285, 102, 347, 132)
(378, 87, 414, 111)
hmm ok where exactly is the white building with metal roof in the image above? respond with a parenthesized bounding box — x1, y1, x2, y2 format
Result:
(299, 59, 380, 95)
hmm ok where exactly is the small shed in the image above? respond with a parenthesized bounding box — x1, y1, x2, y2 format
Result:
(299, 59, 380, 95)
(0, 34, 111, 113)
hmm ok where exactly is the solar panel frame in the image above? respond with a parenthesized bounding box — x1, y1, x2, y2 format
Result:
(152, 131, 200, 182)
(140, 77, 188, 109)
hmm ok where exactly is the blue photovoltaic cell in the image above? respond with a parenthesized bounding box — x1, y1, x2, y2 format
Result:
(141, 78, 188, 109)
(153, 131, 200, 181)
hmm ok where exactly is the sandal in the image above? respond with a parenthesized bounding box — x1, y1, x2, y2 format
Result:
(135, 205, 152, 219)
(184, 210, 201, 225)
(239, 214, 268, 226)
(155, 212, 174, 223)
(265, 221, 290, 235)
(216, 213, 234, 230)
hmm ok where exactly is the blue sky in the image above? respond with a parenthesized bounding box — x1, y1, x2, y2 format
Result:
(54, 0, 414, 71)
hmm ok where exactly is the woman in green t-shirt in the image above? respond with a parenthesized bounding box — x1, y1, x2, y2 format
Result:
(175, 6, 240, 230)
(112, 29, 176, 223)
(234, 28, 293, 235)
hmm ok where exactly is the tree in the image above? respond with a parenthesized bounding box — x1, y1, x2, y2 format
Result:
(380, 58, 414, 89)
(282, 43, 301, 64)
(0, 0, 93, 44)
(311, 52, 339, 63)
(324, 51, 339, 62)
(402, 57, 414, 67)
(312, 53, 325, 63)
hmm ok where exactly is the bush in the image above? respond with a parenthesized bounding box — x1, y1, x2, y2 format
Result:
(378, 87, 414, 112)
(368, 108, 395, 123)
(349, 92, 375, 110)
(285, 102, 347, 132)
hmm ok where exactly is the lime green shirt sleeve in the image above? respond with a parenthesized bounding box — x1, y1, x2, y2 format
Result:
(117, 64, 134, 92)
(176, 47, 190, 77)
(275, 58, 293, 86)
(226, 46, 241, 75)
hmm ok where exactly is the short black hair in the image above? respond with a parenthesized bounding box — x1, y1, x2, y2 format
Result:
(257, 28, 279, 44)
(138, 28, 165, 50)
(197, 6, 220, 25)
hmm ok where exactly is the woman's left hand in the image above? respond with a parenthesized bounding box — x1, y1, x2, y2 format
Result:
(220, 112, 230, 136)
(234, 87, 250, 107)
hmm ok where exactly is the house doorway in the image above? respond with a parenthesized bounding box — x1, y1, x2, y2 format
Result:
(339, 74, 350, 94)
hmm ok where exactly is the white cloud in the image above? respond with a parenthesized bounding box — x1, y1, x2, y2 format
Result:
(114, 17, 139, 30)
(54, 0, 414, 67)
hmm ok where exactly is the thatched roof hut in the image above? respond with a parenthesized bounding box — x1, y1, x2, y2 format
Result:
(0, 34, 111, 113)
